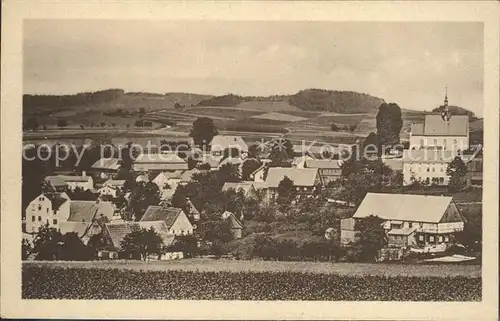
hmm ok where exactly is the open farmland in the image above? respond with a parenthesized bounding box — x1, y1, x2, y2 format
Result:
(236, 100, 302, 112)
(22, 264, 481, 300)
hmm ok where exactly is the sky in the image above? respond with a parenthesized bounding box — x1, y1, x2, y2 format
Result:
(24, 20, 483, 115)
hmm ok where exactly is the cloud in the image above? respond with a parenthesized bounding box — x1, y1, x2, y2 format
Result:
(23, 21, 483, 115)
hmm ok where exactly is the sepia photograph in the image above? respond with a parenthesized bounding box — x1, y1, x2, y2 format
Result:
(1, 1, 499, 320)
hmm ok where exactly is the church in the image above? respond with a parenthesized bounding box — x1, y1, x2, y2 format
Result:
(409, 89, 469, 151)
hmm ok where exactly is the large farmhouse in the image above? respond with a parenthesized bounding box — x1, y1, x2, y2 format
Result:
(341, 193, 465, 248)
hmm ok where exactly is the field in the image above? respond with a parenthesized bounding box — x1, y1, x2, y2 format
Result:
(22, 263, 481, 300)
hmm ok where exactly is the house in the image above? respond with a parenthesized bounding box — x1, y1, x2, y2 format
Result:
(101, 220, 176, 260)
(250, 159, 272, 182)
(402, 149, 457, 185)
(409, 97, 469, 151)
(184, 198, 201, 221)
(196, 153, 222, 171)
(135, 174, 149, 183)
(210, 135, 248, 158)
(302, 158, 343, 185)
(90, 158, 121, 179)
(140, 205, 194, 236)
(45, 172, 94, 191)
(152, 171, 184, 200)
(340, 193, 465, 248)
(103, 179, 126, 190)
(222, 211, 243, 239)
(178, 168, 209, 185)
(153, 170, 183, 189)
(59, 215, 110, 245)
(465, 155, 483, 186)
(25, 192, 71, 234)
(264, 167, 321, 200)
(222, 181, 259, 199)
(97, 185, 120, 198)
(132, 152, 188, 172)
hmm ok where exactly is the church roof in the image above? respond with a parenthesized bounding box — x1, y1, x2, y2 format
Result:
(411, 114, 468, 137)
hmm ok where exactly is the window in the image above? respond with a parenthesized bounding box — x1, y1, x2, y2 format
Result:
(439, 177, 444, 184)
(419, 235, 424, 241)
(438, 236, 443, 243)
(433, 139, 437, 146)
(432, 167, 435, 172)
(32, 216, 35, 222)
(409, 222, 413, 228)
(53, 219, 57, 225)
(420, 139, 424, 147)
(419, 222, 423, 228)
(444, 236, 449, 242)
(38, 216, 42, 221)
(46, 208, 49, 213)
(427, 167, 430, 172)
(429, 236, 435, 242)
(38, 205, 42, 211)
(443, 139, 447, 150)
(39, 197, 42, 201)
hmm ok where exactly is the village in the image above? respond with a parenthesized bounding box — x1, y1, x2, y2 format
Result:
(21, 93, 483, 264)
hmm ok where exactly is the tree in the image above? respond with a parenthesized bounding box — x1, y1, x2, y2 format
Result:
(22, 239, 32, 260)
(100, 122, 106, 128)
(24, 117, 39, 131)
(139, 107, 146, 116)
(57, 119, 68, 129)
(446, 156, 468, 191)
(362, 132, 380, 157)
(330, 123, 339, 131)
(128, 182, 161, 221)
(60, 232, 92, 261)
(199, 216, 233, 244)
(32, 225, 64, 260)
(353, 215, 387, 262)
(269, 138, 293, 167)
(337, 158, 398, 206)
(87, 233, 108, 259)
(276, 176, 295, 210)
(120, 227, 164, 261)
(241, 158, 262, 180)
(376, 103, 402, 152)
(218, 163, 241, 183)
(247, 144, 260, 158)
(190, 117, 218, 149)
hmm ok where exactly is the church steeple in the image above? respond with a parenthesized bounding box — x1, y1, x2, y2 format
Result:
(444, 86, 448, 108)
(441, 86, 451, 121)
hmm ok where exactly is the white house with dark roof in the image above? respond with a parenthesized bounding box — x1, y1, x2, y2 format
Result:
(293, 157, 343, 185)
(340, 193, 464, 248)
(152, 171, 184, 200)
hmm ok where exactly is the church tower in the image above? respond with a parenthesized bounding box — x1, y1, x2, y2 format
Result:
(441, 86, 451, 121)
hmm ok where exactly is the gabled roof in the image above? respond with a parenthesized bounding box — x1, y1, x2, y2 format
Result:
(265, 167, 319, 188)
(140, 205, 184, 229)
(218, 157, 244, 169)
(179, 169, 208, 183)
(105, 221, 175, 250)
(305, 159, 342, 169)
(103, 179, 126, 188)
(411, 114, 468, 136)
(186, 199, 200, 215)
(210, 135, 248, 151)
(222, 211, 243, 229)
(91, 158, 121, 171)
(352, 193, 454, 223)
(153, 171, 184, 182)
(67, 201, 114, 222)
(402, 149, 458, 163)
(133, 153, 188, 171)
(46, 175, 90, 186)
(222, 181, 255, 194)
(42, 192, 68, 211)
